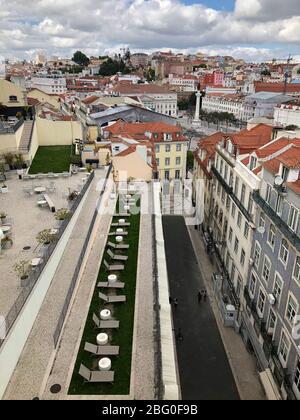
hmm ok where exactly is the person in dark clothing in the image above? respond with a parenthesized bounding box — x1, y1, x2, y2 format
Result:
(198, 291, 202, 303)
(177, 328, 183, 341)
(169, 296, 173, 305)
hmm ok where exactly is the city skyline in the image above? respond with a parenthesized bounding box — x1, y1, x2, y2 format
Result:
(0, 0, 300, 63)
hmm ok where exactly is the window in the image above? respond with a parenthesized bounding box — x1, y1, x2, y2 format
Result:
(286, 294, 298, 325)
(250, 156, 257, 171)
(221, 190, 225, 204)
(9, 95, 18, 101)
(244, 222, 249, 239)
(234, 237, 239, 254)
(275, 194, 283, 216)
(265, 184, 272, 205)
(268, 225, 276, 249)
(156, 158, 160, 167)
(229, 170, 234, 187)
(165, 158, 170, 166)
(241, 184, 246, 206)
(175, 170, 180, 179)
(248, 197, 254, 215)
(288, 206, 298, 232)
(259, 212, 265, 229)
(165, 145, 171, 153)
(176, 157, 181, 165)
(237, 212, 242, 228)
(234, 177, 239, 196)
(262, 256, 271, 283)
(280, 239, 289, 265)
(294, 359, 300, 395)
(249, 272, 256, 296)
(224, 165, 228, 183)
(231, 203, 236, 219)
(273, 273, 283, 303)
(282, 166, 289, 182)
(240, 249, 246, 267)
(293, 256, 300, 284)
(229, 227, 233, 243)
(254, 242, 261, 269)
(226, 196, 230, 209)
(236, 276, 242, 298)
(220, 160, 224, 175)
(176, 144, 182, 152)
(231, 263, 236, 281)
(267, 309, 277, 335)
(155, 145, 160, 153)
(278, 330, 290, 366)
(257, 289, 266, 316)
(164, 170, 170, 180)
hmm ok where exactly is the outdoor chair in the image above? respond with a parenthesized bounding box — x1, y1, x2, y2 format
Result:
(99, 292, 126, 303)
(104, 259, 124, 271)
(97, 281, 125, 289)
(84, 342, 119, 356)
(92, 313, 120, 329)
(107, 241, 129, 250)
(107, 248, 128, 262)
(79, 364, 114, 383)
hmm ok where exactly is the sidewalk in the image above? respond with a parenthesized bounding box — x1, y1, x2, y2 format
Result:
(187, 225, 266, 401)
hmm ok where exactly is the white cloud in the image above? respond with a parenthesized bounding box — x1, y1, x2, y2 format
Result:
(0, 0, 299, 61)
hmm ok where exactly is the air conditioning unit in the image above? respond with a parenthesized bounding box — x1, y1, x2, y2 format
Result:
(268, 294, 276, 306)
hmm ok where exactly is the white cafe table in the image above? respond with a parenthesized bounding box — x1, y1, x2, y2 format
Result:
(1, 226, 11, 234)
(100, 310, 111, 320)
(108, 274, 117, 283)
(34, 186, 46, 194)
(98, 358, 112, 371)
(97, 333, 109, 346)
(116, 236, 123, 243)
(31, 258, 43, 267)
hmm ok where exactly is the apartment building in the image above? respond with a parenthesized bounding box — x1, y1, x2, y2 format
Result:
(202, 93, 249, 121)
(274, 104, 300, 128)
(168, 74, 199, 92)
(243, 139, 300, 400)
(103, 120, 188, 181)
(112, 84, 178, 117)
(206, 125, 273, 309)
(193, 132, 225, 231)
(29, 72, 67, 94)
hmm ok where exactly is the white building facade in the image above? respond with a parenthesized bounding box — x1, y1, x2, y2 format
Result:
(29, 72, 67, 94)
(274, 105, 300, 128)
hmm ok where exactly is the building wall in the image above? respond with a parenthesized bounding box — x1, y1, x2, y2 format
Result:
(113, 152, 153, 182)
(28, 90, 61, 109)
(155, 141, 187, 180)
(36, 117, 83, 146)
(274, 107, 300, 128)
(0, 80, 27, 107)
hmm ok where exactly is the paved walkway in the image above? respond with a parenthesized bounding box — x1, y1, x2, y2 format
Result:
(163, 216, 240, 401)
(4, 170, 109, 400)
(187, 224, 266, 401)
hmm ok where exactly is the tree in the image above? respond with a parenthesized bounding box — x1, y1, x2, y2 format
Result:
(187, 151, 195, 171)
(98, 58, 132, 76)
(285, 125, 299, 131)
(72, 51, 90, 67)
(261, 69, 271, 76)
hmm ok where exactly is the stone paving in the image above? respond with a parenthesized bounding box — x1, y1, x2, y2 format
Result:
(3, 169, 107, 400)
(187, 224, 266, 401)
(0, 170, 91, 317)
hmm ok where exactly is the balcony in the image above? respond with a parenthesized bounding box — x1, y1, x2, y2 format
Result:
(253, 191, 300, 253)
(212, 166, 253, 222)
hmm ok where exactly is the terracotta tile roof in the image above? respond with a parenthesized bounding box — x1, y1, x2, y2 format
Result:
(116, 145, 137, 157)
(256, 138, 300, 158)
(229, 124, 273, 153)
(277, 145, 300, 169)
(263, 158, 281, 174)
(254, 82, 300, 94)
(81, 95, 100, 105)
(112, 84, 173, 95)
(104, 120, 186, 143)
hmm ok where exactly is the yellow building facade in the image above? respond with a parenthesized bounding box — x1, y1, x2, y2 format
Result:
(0, 79, 27, 107)
(155, 141, 188, 180)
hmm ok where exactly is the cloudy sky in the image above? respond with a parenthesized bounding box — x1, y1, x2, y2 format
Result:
(0, 0, 299, 62)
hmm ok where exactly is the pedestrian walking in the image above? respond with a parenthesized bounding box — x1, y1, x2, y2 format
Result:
(173, 298, 178, 309)
(177, 328, 183, 342)
(198, 291, 202, 303)
(169, 296, 173, 305)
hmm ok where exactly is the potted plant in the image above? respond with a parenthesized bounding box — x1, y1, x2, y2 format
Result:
(85, 164, 93, 173)
(1, 236, 13, 250)
(0, 212, 7, 223)
(15, 155, 25, 179)
(36, 229, 56, 246)
(14, 260, 31, 282)
(3, 153, 15, 170)
(55, 208, 70, 221)
(1, 184, 8, 194)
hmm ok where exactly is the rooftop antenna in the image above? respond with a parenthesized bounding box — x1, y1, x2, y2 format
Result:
(284, 54, 293, 95)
